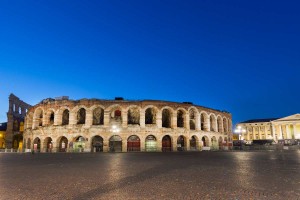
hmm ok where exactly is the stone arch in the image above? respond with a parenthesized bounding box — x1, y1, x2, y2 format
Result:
(73, 136, 86, 152)
(145, 135, 157, 151)
(209, 113, 217, 132)
(189, 108, 197, 130)
(33, 137, 41, 152)
(177, 135, 187, 151)
(44, 137, 53, 152)
(33, 107, 44, 128)
(217, 115, 223, 133)
(92, 107, 104, 125)
(202, 135, 209, 147)
(46, 109, 55, 126)
(77, 108, 86, 125)
(176, 108, 185, 128)
(218, 136, 223, 150)
(27, 138, 31, 149)
(91, 135, 104, 152)
(127, 106, 140, 125)
(109, 135, 122, 152)
(162, 135, 172, 152)
(106, 104, 122, 123)
(62, 109, 70, 125)
(190, 135, 198, 150)
(144, 106, 158, 125)
(211, 136, 218, 150)
(200, 112, 209, 131)
(161, 107, 174, 128)
(223, 117, 228, 133)
(127, 135, 141, 152)
(57, 136, 68, 152)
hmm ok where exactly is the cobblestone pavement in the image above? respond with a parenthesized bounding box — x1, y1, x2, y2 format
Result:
(0, 151, 299, 200)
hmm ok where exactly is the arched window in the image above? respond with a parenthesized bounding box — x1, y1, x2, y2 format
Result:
(49, 111, 54, 125)
(145, 108, 156, 124)
(128, 107, 140, 125)
(93, 107, 104, 125)
(62, 109, 69, 125)
(177, 110, 184, 128)
(162, 109, 172, 128)
(189, 109, 196, 130)
(77, 108, 86, 124)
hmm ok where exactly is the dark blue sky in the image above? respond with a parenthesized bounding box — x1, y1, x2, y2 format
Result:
(0, 0, 299, 125)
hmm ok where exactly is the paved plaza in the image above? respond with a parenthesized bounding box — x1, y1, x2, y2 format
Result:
(0, 151, 299, 200)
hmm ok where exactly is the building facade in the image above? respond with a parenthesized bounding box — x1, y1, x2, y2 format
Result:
(23, 97, 232, 152)
(236, 114, 300, 142)
(0, 122, 7, 148)
(6, 94, 31, 149)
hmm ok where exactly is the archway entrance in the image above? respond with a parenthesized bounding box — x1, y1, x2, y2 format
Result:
(91, 136, 103, 152)
(190, 136, 197, 150)
(211, 136, 218, 150)
(44, 137, 53, 152)
(177, 135, 185, 151)
(202, 136, 209, 147)
(33, 137, 41, 152)
(74, 136, 86, 152)
(218, 136, 223, 150)
(27, 138, 31, 149)
(58, 136, 68, 152)
(127, 135, 140, 152)
(109, 135, 122, 152)
(162, 135, 172, 152)
(145, 135, 157, 152)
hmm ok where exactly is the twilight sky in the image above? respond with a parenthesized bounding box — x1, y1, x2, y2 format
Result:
(0, 0, 299, 126)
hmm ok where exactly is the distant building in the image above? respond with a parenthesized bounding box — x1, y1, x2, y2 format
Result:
(0, 122, 7, 148)
(6, 94, 31, 149)
(235, 114, 300, 142)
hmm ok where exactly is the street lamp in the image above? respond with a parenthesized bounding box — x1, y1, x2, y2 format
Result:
(234, 126, 246, 150)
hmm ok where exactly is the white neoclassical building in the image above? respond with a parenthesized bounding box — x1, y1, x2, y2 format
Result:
(236, 114, 300, 142)
(23, 97, 233, 152)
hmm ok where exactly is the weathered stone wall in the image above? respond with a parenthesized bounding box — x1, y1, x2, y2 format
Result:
(24, 98, 233, 152)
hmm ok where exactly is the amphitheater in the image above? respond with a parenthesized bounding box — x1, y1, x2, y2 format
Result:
(23, 97, 232, 152)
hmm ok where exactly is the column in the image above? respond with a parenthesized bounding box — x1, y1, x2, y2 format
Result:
(271, 125, 276, 140)
(286, 124, 291, 139)
(258, 126, 262, 140)
(171, 112, 177, 129)
(172, 137, 177, 151)
(279, 125, 283, 139)
(104, 111, 110, 127)
(156, 112, 162, 128)
(122, 140, 127, 152)
(186, 138, 190, 151)
(122, 111, 128, 128)
(157, 138, 162, 152)
(140, 110, 145, 128)
(292, 124, 296, 139)
(195, 113, 200, 131)
(85, 110, 93, 127)
(103, 140, 109, 152)
(185, 113, 190, 130)
(140, 138, 145, 151)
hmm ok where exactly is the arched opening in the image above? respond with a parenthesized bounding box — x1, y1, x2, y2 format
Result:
(49, 111, 55, 125)
(210, 115, 216, 132)
(218, 136, 223, 150)
(162, 135, 172, 152)
(13, 120, 19, 131)
(177, 135, 186, 151)
(93, 107, 104, 125)
(201, 114, 205, 130)
(211, 136, 218, 150)
(162, 109, 172, 128)
(110, 107, 122, 123)
(91, 136, 103, 152)
(145, 107, 156, 125)
(223, 118, 228, 133)
(109, 135, 122, 152)
(145, 135, 157, 152)
(190, 135, 198, 151)
(189, 109, 196, 130)
(127, 135, 140, 152)
(62, 109, 69, 125)
(19, 121, 24, 132)
(77, 108, 86, 124)
(33, 137, 41, 152)
(58, 136, 68, 152)
(74, 136, 86, 152)
(217, 116, 222, 133)
(27, 138, 31, 149)
(128, 107, 140, 125)
(202, 136, 209, 147)
(27, 113, 33, 129)
(177, 110, 184, 128)
(44, 137, 53, 152)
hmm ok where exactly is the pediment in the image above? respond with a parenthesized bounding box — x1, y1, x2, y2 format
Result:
(272, 114, 300, 122)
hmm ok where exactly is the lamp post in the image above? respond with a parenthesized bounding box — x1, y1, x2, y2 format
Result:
(234, 126, 246, 150)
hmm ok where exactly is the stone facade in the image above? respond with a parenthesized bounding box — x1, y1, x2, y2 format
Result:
(6, 94, 31, 149)
(23, 98, 232, 152)
(236, 114, 300, 142)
